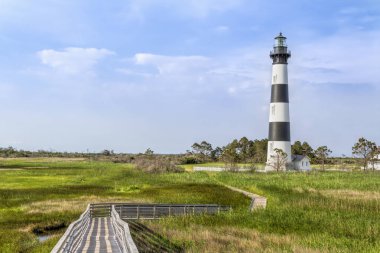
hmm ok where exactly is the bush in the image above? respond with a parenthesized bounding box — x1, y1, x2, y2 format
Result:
(180, 155, 201, 164)
(133, 157, 184, 173)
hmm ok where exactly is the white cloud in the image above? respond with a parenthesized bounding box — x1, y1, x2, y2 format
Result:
(37, 47, 114, 74)
(134, 53, 210, 75)
(292, 30, 380, 86)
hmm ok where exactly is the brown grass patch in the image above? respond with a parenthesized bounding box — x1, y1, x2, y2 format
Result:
(293, 188, 380, 200)
(22, 196, 135, 214)
(145, 223, 322, 253)
(319, 190, 380, 200)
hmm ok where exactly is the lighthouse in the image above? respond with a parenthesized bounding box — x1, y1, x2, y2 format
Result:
(265, 33, 292, 171)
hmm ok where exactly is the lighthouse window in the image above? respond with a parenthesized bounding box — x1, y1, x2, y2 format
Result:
(271, 105, 275, 116)
(273, 75, 277, 83)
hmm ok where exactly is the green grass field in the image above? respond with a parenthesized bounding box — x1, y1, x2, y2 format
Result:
(0, 158, 379, 252)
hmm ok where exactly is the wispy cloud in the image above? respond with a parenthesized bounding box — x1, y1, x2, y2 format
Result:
(134, 53, 210, 75)
(37, 47, 114, 75)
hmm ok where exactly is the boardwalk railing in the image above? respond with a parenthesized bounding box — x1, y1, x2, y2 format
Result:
(111, 206, 139, 253)
(89, 203, 231, 220)
(90, 203, 112, 217)
(51, 204, 91, 253)
(115, 204, 231, 220)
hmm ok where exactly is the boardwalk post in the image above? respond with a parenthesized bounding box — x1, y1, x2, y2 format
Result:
(153, 206, 156, 219)
(169, 206, 171, 216)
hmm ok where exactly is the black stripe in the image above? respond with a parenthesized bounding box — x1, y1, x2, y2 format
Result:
(268, 122, 290, 141)
(271, 84, 289, 103)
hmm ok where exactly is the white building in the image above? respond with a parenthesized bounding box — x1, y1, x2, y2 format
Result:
(369, 154, 380, 170)
(291, 155, 311, 171)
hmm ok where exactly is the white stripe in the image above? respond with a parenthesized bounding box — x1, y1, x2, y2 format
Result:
(272, 64, 288, 84)
(269, 102, 290, 122)
(267, 141, 292, 162)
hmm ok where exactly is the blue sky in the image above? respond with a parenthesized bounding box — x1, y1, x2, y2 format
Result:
(0, 0, 379, 155)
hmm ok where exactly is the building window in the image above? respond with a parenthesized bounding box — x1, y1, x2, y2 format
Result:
(273, 75, 277, 83)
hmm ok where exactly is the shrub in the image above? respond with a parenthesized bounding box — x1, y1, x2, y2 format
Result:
(133, 156, 184, 173)
(180, 155, 201, 165)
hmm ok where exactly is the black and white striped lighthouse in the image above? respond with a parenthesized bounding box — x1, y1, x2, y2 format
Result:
(265, 33, 292, 170)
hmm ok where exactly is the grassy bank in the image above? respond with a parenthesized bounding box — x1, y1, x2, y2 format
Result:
(0, 158, 379, 252)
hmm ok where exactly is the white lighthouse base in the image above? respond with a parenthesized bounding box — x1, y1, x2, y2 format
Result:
(264, 162, 289, 172)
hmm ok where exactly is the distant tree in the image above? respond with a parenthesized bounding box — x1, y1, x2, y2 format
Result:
(252, 139, 268, 163)
(210, 146, 223, 161)
(292, 141, 304, 155)
(302, 142, 315, 159)
(315, 146, 332, 171)
(191, 141, 213, 160)
(237, 137, 250, 162)
(222, 140, 240, 170)
(352, 137, 377, 170)
(144, 148, 154, 155)
(102, 149, 114, 156)
(267, 148, 288, 172)
(292, 141, 315, 160)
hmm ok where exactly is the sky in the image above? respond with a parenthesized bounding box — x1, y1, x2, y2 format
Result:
(0, 0, 380, 155)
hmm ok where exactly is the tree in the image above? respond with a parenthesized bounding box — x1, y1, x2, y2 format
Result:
(210, 146, 223, 161)
(102, 149, 113, 156)
(144, 148, 154, 155)
(352, 137, 377, 170)
(191, 141, 213, 161)
(301, 142, 314, 159)
(292, 141, 303, 155)
(267, 148, 288, 172)
(252, 139, 268, 163)
(314, 146, 332, 171)
(222, 140, 240, 170)
(237, 137, 251, 162)
(292, 141, 315, 160)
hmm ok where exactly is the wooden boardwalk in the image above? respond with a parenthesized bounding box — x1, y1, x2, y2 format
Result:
(53, 203, 231, 252)
(76, 218, 122, 253)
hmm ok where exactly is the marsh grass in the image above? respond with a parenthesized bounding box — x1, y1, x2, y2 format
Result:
(0, 158, 379, 252)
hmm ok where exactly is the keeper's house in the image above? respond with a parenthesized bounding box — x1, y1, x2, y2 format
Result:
(291, 155, 311, 171)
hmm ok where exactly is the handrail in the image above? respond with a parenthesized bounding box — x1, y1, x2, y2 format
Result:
(115, 203, 231, 220)
(51, 204, 91, 253)
(111, 206, 139, 253)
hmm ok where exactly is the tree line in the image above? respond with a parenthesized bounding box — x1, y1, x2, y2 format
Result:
(0, 137, 378, 170)
(189, 137, 379, 170)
